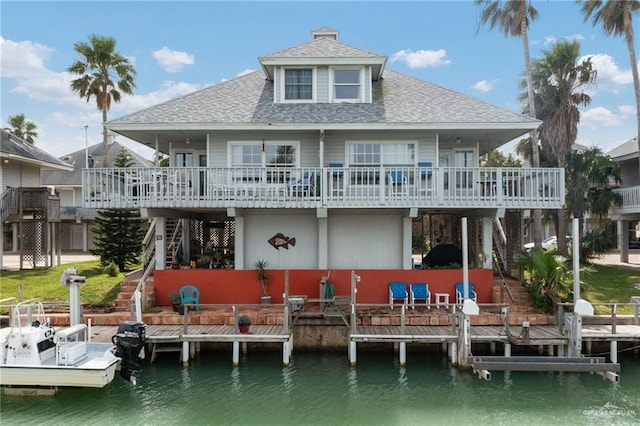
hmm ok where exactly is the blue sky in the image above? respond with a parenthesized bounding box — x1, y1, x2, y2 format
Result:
(1, 0, 637, 159)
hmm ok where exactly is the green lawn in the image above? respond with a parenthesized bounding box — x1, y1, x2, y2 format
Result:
(579, 264, 640, 315)
(1, 260, 124, 306)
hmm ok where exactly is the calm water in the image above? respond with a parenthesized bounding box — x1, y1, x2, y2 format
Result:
(1, 350, 639, 425)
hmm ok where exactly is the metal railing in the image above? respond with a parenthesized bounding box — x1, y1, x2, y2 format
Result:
(82, 166, 565, 210)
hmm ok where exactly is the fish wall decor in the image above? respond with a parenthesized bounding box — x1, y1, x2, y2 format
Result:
(268, 233, 296, 250)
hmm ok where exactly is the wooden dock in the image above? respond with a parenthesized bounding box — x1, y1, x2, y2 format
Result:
(89, 324, 292, 366)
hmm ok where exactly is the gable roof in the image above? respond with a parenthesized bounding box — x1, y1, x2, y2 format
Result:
(41, 141, 152, 186)
(0, 129, 72, 171)
(607, 137, 639, 161)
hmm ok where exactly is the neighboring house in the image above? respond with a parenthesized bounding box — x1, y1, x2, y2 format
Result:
(1, 129, 73, 269)
(609, 137, 640, 260)
(41, 138, 152, 252)
(86, 28, 563, 300)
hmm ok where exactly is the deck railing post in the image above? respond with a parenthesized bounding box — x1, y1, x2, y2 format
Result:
(611, 303, 617, 335)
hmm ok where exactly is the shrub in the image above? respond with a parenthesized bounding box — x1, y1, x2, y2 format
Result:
(103, 261, 120, 277)
(516, 248, 571, 314)
(580, 230, 616, 263)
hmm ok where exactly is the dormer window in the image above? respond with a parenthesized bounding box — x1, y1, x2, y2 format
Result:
(284, 68, 314, 101)
(331, 67, 363, 102)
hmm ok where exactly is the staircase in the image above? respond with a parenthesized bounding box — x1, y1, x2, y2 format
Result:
(165, 218, 183, 268)
(492, 277, 533, 313)
(113, 275, 155, 312)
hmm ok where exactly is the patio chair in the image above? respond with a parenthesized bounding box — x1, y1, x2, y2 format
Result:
(389, 170, 405, 185)
(455, 282, 477, 305)
(289, 172, 314, 197)
(417, 162, 433, 179)
(179, 285, 200, 311)
(389, 281, 408, 309)
(410, 282, 430, 309)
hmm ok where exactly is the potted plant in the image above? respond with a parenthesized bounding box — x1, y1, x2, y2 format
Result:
(238, 315, 250, 334)
(255, 259, 271, 304)
(169, 293, 181, 312)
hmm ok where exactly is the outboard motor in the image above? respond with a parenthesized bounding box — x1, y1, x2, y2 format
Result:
(112, 321, 146, 385)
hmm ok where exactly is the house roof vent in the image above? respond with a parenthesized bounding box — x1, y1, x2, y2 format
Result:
(312, 27, 338, 41)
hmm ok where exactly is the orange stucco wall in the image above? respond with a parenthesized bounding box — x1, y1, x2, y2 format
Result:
(155, 268, 493, 305)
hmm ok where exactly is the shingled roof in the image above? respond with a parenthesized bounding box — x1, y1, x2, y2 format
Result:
(109, 68, 537, 127)
(41, 141, 152, 186)
(1, 129, 72, 171)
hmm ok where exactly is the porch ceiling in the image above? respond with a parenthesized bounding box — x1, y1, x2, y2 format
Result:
(110, 126, 533, 157)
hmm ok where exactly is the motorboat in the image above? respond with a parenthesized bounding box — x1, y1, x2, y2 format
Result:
(0, 299, 145, 392)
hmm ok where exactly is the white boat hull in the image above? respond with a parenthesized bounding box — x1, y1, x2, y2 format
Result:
(0, 357, 119, 388)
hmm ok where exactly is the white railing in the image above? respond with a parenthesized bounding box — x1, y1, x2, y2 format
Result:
(612, 185, 640, 214)
(82, 166, 564, 210)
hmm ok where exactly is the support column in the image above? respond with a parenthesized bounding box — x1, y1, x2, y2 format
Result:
(182, 341, 189, 367)
(403, 215, 413, 270)
(235, 216, 245, 269)
(610, 341, 618, 364)
(482, 217, 493, 269)
(12, 223, 19, 251)
(155, 217, 166, 270)
(232, 341, 240, 366)
(83, 222, 89, 252)
(318, 210, 328, 270)
(504, 343, 511, 357)
(349, 341, 357, 366)
(399, 342, 406, 367)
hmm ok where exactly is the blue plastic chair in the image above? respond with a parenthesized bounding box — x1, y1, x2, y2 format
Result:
(417, 162, 433, 179)
(410, 283, 431, 309)
(179, 285, 200, 311)
(389, 281, 408, 309)
(389, 170, 404, 185)
(455, 282, 477, 305)
(329, 163, 344, 177)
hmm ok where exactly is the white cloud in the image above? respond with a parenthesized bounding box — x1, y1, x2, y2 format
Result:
(0, 36, 55, 78)
(619, 104, 636, 115)
(11, 70, 79, 104)
(581, 54, 633, 87)
(390, 49, 451, 68)
(580, 106, 625, 128)
(116, 80, 201, 113)
(472, 80, 495, 94)
(564, 34, 584, 42)
(236, 69, 255, 77)
(152, 46, 194, 72)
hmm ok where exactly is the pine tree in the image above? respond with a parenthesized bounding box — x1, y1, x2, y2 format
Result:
(90, 209, 145, 271)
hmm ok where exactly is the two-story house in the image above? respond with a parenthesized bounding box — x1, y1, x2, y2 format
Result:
(41, 138, 152, 252)
(610, 137, 640, 261)
(1, 129, 73, 269)
(87, 28, 563, 305)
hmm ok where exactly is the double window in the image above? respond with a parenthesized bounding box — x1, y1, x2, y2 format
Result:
(347, 142, 415, 185)
(230, 141, 299, 183)
(284, 69, 313, 101)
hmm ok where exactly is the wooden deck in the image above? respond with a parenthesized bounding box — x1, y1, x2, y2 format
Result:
(582, 324, 640, 341)
(351, 325, 567, 345)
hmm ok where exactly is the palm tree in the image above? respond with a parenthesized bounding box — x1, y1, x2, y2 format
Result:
(476, 0, 544, 250)
(67, 35, 136, 167)
(565, 147, 622, 225)
(7, 113, 38, 144)
(578, 0, 640, 173)
(529, 40, 597, 256)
